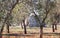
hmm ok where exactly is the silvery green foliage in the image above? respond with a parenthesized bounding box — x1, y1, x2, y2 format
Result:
(32, 0, 57, 26)
(0, 0, 17, 25)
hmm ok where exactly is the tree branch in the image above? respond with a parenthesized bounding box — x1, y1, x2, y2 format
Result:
(0, 0, 19, 33)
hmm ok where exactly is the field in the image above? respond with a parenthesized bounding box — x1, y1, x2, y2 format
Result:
(1, 25, 60, 38)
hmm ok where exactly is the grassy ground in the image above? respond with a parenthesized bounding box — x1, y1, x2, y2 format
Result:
(1, 25, 60, 38)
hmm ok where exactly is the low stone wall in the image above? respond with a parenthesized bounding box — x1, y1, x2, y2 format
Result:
(1, 34, 39, 38)
(1, 33, 60, 38)
(43, 33, 60, 38)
